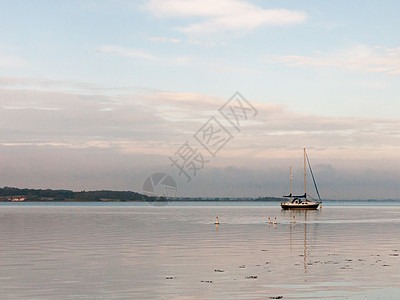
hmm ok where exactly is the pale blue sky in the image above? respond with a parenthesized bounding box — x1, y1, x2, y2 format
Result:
(1, 0, 400, 117)
(0, 0, 399, 198)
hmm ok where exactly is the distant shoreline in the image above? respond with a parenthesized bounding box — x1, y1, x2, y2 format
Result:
(0, 187, 398, 202)
(1, 198, 399, 202)
(0, 186, 280, 202)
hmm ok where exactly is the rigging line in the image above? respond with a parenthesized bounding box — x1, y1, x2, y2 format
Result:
(308, 195, 317, 201)
(305, 152, 321, 202)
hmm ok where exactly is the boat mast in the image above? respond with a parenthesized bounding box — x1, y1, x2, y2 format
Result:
(290, 166, 293, 196)
(303, 148, 307, 199)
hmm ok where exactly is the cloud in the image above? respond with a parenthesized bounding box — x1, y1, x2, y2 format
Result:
(1, 82, 399, 198)
(1, 84, 399, 158)
(97, 45, 159, 61)
(0, 77, 155, 95)
(0, 50, 23, 68)
(146, 0, 307, 34)
(187, 38, 227, 47)
(96, 45, 192, 65)
(148, 36, 181, 43)
(264, 44, 400, 76)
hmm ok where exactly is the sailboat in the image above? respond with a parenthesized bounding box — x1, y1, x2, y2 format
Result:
(281, 148, 322, 210)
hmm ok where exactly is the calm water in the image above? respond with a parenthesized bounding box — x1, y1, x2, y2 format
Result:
(1, 201, 400, 299)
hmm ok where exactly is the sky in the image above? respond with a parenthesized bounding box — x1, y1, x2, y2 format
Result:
(0, 0, 399, 199)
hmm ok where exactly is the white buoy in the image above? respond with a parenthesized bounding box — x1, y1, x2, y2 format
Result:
(273, 217, 277, 225)
(214, 216, 219, 225)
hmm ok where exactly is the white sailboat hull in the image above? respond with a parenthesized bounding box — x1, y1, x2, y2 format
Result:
(281, 201, 320, 210)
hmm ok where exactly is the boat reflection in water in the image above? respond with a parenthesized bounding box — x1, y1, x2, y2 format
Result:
(286, 210, 315, 276)
(281, 148, 321, 210)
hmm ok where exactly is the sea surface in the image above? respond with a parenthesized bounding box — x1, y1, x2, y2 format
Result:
(1, 201, 400, 299)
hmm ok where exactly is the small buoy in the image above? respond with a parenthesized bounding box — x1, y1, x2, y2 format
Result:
(214, 216, 219, 225)
(273, 217, 277, 225)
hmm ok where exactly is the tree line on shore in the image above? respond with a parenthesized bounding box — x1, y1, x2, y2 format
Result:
(0, 186, 281, 202)
(0, 187, 152, 202)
